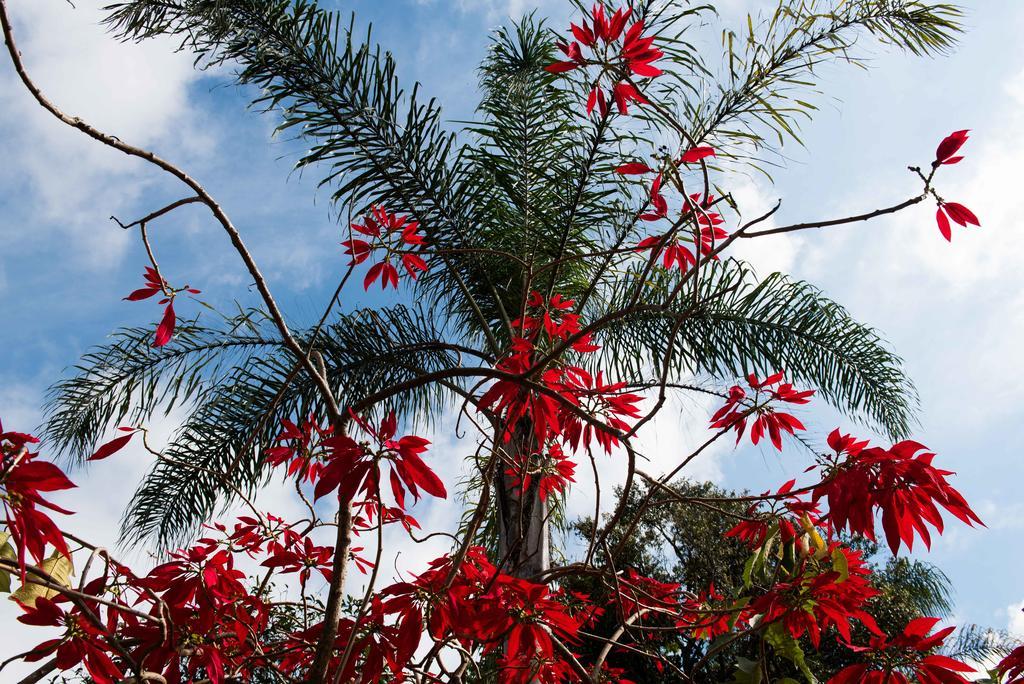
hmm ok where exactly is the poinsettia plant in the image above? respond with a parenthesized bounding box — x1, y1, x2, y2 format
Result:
(0, 0, 1015, 683)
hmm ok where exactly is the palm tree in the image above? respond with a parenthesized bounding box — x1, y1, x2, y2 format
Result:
(41, 0, 959, 593)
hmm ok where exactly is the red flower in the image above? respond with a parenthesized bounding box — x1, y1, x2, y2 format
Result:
(621, 20, 663, 77)
(1, 425, 75, 572)
(559, 368, 642, 454)
(343, 205, 429, 290)
(505, 442, 577, 502)
(124, 267, 197, 347)
(478, 339, 564, 444)
(813, 434, 983, 554)
(261, 530, 334, 588)
(18, 597, 124, 684)
(749, 543, 881, 649)
(313, 411, 445, 510)
(547, 7, 662, 116)
(481, 577, 587, 684)
(637, 193, 729, 270)
(998, 642, 1024, 684)
(265, 415, 332, 483)
(123, 266, 166, 302)
(615, 569, 680, 619)
(933, 129, 969, 166)
(710, 372, 812, 451)
(830, 617, 974, 684)
(140, 542, 248, 611)
(680, 583, 738, 640)
(511, 291, 596, 351)
(935, 201, 980, 241)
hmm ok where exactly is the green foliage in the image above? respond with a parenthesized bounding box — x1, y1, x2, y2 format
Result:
(685, 0, 964, 167)
(569, 480, 1007, 683)
(42, 315, 279, 464)
(45, 304, 464, 548)
(593, 259, 918, 439)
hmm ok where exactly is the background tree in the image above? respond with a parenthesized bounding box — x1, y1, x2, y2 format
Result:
(569, 480, 1012, 682)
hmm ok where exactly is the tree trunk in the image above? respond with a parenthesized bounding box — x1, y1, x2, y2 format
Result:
(495, 422, 549, 579)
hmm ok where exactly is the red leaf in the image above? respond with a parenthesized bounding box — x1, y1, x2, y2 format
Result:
(88, 433, 134, 461)
(545, 61, 579, 73)
(615, 162, 654, 175)
(630, 61, 662, 78)
(153, 302, 176, 347)
(363, 262, 384, 290)
(680, 146, 716, 164)
(124, 287, 160, 302)
(935, 207, 952, 241)
(399, 451, 447, 499)
(943, 202, 980, 227)
(934, 129, 969, 164)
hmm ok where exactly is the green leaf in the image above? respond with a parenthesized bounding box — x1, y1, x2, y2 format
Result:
(764, 622, 817, 684)
(726, 656, 764, 684)
(595, 259, 918, 439)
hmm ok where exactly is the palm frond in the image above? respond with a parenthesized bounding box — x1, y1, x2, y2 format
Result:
(121, 350, 299, 550)
(676, 0, 964, 163)
(42, 317, 281, 464)
(119, 304, 469, 548)
(103, 0, 469, 236)
(592, 259, 918, 439)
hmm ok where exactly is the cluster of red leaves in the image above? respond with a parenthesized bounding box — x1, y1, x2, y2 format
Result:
(998, 640, 1024, 684)
(931, 131, 981, 241)
(315, 411, 445, 510)
(342, 205, 429, 290)
(546, 4, 662, 115)
(261, 528, 334, 588)
(748, 543, 882, 649)
(615, 568, 681, 620)
(505, 441, 577, 502)
(262, 410, 444, 525)
(812, 430, 983, 555)
(725, 480, 819, 550)
(16, 526, 275, 684)
(1, 391, 988, 684)
(0, 424, 74, 574)
(300, 546, 599, 684)
(710, 371, 814, 451)
(265, 414, 333, 483)
(131, 541, 271, 683)
(511, 290, 599, 353)
(18, 595, 126, 682)
(829, 617, 974, 683)
(482, 292, 640, 457)
(124, 267, 200, 347)
(636, 191, 728, 270)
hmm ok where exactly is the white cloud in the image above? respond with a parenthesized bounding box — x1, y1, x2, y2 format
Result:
(0, 0, 212, 269)
(417, 0, 563, 22)
(1009, 600, 1024, 638)
(725, 176, 804, 276)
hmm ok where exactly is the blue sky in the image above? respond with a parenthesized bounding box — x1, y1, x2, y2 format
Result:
(2, 0, 1023, 675)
